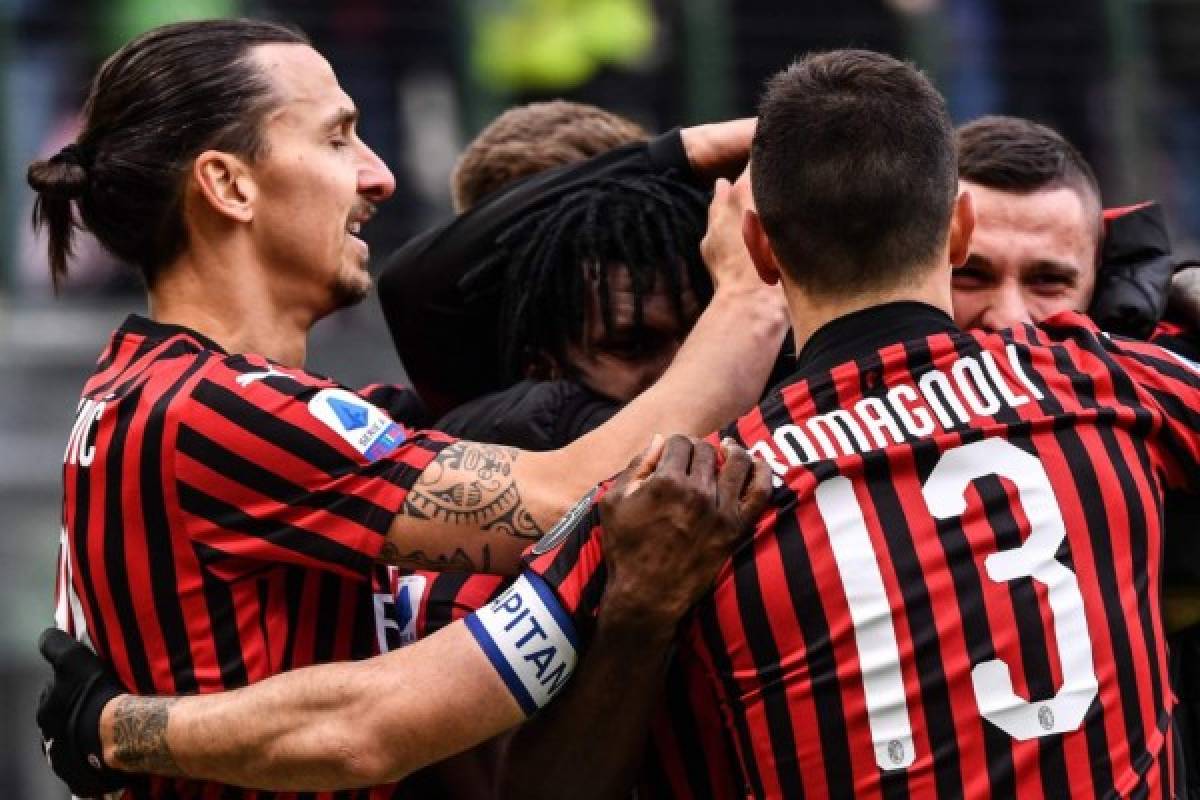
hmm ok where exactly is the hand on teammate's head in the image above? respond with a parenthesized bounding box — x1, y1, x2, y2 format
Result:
(598, 434, 772, 628)
(701, 169, 774, 301)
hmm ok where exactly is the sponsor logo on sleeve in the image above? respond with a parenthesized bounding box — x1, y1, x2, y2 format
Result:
(531, 486, 598, 555)
(308, 388, 407, 461)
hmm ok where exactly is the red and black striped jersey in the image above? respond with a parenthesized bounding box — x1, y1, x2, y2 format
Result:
(54, 314, 452, 800)
(526, 302, 1200, 799)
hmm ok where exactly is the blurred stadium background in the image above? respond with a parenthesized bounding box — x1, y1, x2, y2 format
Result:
(2, 0, 1199, 796)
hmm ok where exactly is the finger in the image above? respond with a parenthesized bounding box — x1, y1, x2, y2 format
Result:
(708, 177, 727, 212)
(689, 440, 718, 497)
(621, 433, 666, 494)
(716, 438, 755, 513)
(633, 433, 666, 479)
(657, 434, 695, 479)
(733, 163, 752, 191)
(38, 628, 77, 669)
(738, 455, 774, 525)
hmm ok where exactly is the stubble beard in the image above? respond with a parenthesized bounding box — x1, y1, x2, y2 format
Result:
(332, 266, 373, 310)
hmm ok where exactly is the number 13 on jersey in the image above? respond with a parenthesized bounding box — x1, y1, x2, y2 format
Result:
(816, 438, 1098, 771)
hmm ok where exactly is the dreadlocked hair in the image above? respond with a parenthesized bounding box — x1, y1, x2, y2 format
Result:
(483, 172, 711, 382)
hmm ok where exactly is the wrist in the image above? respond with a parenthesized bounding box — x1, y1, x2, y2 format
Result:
(598, 578, 683, 649)
(706, 287, 790, 335)
(98, 693, 125, 769)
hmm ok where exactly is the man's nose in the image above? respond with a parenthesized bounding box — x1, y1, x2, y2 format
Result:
(979, 287, 1034, 332)
(357, 142, 396, 203)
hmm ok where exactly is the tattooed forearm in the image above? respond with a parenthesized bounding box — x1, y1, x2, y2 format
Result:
(402, 442, 544, 539)
(381, 544, 492, 572)
(111, 696, 184, 776)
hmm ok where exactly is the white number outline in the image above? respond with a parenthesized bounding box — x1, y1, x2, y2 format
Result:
(821, 439, 1097, 771)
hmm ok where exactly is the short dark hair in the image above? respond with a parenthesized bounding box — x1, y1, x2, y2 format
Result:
(750, 49, 957, 296)
(26, 18, 308, 291)
(451, 101, 649, 212)
(464, 173, 710, 380)
(957, 115, 1101, 211)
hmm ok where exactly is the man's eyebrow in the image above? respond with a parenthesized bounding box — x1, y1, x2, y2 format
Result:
(1028, 259, 1082, 276)
(323, 107, 358, 131)
(959, 253, 993, 268)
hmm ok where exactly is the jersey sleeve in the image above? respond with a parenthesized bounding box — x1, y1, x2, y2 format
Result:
(1107, 335, 1200, 493)
(171, 358, 454, 580)
(521, 483, 612, 639)
(411, 571, 510, 638)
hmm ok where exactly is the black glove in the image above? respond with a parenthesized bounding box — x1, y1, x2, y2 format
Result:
(36, 628, 129, 797)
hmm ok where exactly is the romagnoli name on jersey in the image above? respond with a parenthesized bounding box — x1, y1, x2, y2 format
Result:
(748, 344, 1044, 486)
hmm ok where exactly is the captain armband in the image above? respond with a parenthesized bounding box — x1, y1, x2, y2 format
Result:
(464, 572, 579, 716)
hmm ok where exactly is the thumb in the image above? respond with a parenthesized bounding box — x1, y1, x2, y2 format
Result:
(631, 433, 666, 481)
(38, 628, 78, 669)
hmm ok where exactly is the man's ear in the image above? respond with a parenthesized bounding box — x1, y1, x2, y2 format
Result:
(948, 188, 975, 268)
(192, 150, 256, 223)
(742, 209, 782, 286)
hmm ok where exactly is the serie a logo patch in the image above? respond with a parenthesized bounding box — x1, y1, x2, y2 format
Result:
(308, 388, 406, 462)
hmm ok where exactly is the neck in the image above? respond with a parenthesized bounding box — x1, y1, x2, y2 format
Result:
(148, 246, 316, 367)
(783, 263, 954, 354)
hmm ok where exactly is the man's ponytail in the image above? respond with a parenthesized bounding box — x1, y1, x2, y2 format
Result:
(27, 144, 90, 291)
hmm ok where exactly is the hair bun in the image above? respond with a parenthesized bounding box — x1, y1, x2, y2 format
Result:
(27, 144, 89, 198)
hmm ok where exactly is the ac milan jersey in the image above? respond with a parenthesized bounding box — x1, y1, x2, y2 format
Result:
(54, 315, 452, 800)
(526, 302, 1200, 799)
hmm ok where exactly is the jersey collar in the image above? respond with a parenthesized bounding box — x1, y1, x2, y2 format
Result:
(795, 301, 958, 376)
(119, 314, 228, 354)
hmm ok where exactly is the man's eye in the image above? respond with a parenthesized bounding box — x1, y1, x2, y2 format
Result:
(330, 139, 349, 150)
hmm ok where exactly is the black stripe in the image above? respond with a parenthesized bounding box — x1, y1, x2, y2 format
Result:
(313, 572, 343, 663)
(193, 541, 250, 687)
(423, 571, 473, 635)
(177, 423, 396, 535)
(281, 568, 306, 670)
(1113, 339, 1200, 386)
(695, 591, 767, 798)
(657, 657, 718, 800)
(68, 438, 113, 660)
(191, 378, 357, 477)
(350, 572, 381, 659)
(178, 482, 375, 576)
(102, 383, 157, 694)
(139, 355, 210, 694)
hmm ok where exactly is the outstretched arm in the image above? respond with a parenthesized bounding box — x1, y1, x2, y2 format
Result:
(99, 621, 521, 791)
(39, 437, 769, 796)
(383, 172, 786, 577)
